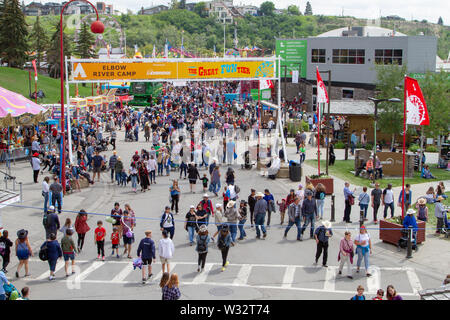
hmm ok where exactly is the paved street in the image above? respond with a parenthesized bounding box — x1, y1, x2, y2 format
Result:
(1, 130, 449, 300)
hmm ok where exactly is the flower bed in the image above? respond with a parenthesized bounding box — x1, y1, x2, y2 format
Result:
(305, 175, 334, 195)
(379, 218, 426, 245)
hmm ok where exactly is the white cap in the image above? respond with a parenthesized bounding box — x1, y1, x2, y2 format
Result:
(190, 205, 195, 209)
(215, 203, 222, 208)
(203, 193, 209, 197)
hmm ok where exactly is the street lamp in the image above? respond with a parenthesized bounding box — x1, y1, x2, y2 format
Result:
(60, 0, 104, 193)
(368, 97, 401, 181)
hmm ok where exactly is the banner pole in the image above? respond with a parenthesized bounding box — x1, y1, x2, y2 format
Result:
(402, 77, 406, 219)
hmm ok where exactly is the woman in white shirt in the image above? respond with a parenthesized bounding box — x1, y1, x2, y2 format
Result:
(354, 226, 372, 277)
(42, 176, 50, 213)
(382, 184, 395, 219)
(147, 156, 157, 184)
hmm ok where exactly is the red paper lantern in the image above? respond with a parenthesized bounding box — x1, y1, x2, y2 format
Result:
(90, 20, 105, 34)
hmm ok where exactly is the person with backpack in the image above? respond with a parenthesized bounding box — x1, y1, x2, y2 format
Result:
(121, 210, 135, 259)
(198, 194, 214, 226)
(315, 183, 326, 220)
(162, 273, 181, 300)
(237, 200, 248, 240)
(358, 186, 370, 221)
(187, 162, 201, 193)
(137, 230, 156, 284)
(15, 229, 32, 278)
(160, 206, 175, 239)
(43, 206, 60, 240)
(61, 229, 78, 277)
(0, 230, 13, 273)
(74, 209, 90, 252)
(217, 224, 232, 272)
(185, 205, 198, 246)
(158, 230, 175, 273)
(196, 225, 210, 272)
(350, 285, 366, 300)
(41, 233, 62, 281)
(284, 197, 302, 240)
(49, 176, 63, 214)
(314, 220, 333, 267)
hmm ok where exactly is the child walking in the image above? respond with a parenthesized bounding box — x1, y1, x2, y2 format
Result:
(202, 174, 209, 193)
(111, 227, 120, 258)
(94, 221, 106, 261)
(277, 198, 288, 225)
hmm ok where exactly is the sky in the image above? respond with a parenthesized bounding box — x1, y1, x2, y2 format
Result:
(25, 0, 450, 25)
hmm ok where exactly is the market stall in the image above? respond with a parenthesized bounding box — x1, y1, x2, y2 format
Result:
(70, 98, 87, 125)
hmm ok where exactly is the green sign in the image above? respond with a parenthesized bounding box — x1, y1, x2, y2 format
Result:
(251, 89, 271, 100)
(409, 73, 426, 80)
(276, 39, 307, 78)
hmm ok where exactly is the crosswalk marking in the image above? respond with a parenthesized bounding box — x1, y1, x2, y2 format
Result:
(404, 267, 423, 294)
(366, 265, 381, 294)
(36, 261, 65, 280)
(281, 266, 296, 288)
(324, 266, 337, 291)
(76, 261, 104, 281)
(111, 264, 134, 283)
(192, 263, 214, 284)
(233, 264, 252, 286)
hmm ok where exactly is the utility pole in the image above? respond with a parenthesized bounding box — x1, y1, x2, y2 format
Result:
(223, 23, 226, 58)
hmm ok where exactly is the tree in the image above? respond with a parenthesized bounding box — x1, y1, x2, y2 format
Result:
(287, 5, 301, 15)
(193, 2, 207, 17)
(47, 22, 72, 78)
(260, 1, 275, 16)
(179, 0, 186, 10)
(28, 15, 49, 72)
(374, 64, 407, 146)
(0, 0, 29, 68)
(437, 16, 443, 25)
(170, 0, 179, 9)
(74, 22, 97, 59)
(304, 1, 313, 15)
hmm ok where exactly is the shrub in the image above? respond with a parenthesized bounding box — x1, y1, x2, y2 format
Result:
(426, 145, 438, 153)
(365, 143, 373, 151)
(409, 144, 420, 152)
(334, 141, 345, 149)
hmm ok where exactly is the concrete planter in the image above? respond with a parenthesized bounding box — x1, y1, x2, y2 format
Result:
(379, 219, 426, 245)
(305, 176, 334, 195)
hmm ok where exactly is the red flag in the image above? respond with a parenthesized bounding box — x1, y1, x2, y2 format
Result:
(316, 67, 328, 104)
(405, 76, 429, 126)
(31, 59, 38, 81)
(259, 79, 273, 90)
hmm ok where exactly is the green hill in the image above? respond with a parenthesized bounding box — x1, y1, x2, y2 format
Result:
(0, 67, 95, 104)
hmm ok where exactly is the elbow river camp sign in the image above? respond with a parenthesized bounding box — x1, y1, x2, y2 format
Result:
(69, 58, 276, 82)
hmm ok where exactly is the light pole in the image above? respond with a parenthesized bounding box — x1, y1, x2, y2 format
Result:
(368, 97, 401, 181)
(60, 0, 104, 193)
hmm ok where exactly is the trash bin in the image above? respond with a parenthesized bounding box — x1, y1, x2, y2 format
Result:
(289, 161, 302, 182)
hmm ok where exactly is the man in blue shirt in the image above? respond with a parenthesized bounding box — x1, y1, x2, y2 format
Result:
(343, 182, 356, 223)
(0, 269, 11, 300)
(314, 220, 333, 267)
(137, 230, 156, 284)
(350, 130, 357, 155)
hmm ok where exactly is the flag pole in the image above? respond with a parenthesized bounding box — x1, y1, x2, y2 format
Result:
(401, 76, 406, 219)
(317, 102, 321, 176)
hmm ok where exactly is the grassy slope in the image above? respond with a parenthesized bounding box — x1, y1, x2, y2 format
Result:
(0, 67, 94, 104)
(305, 159, 450, 189)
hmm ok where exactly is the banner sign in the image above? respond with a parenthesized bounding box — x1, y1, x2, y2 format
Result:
(71, 59, 275, 82)
(276, 39, 307, 78)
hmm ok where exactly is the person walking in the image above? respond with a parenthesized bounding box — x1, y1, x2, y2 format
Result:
(263, 189, 275, 227)
(300, 192, 318, 241)
(42, 177, 50, 214)
(43, 206, 60, 240)
(415, 198, 428, 222)
(129, 162, 138, 193)
(184, 205, 198, 246)
(247, 189, 256, 228)
(284, 197, 302, 240)
(338, 231, 354, 279)
(196, 225, 210, 272)
(49, 176, 63, 214)
(0, 230, 13, 273)
(160, 206, 175, 239)
(382, 183, 395, 219)
(217, 224, 231, 272)
(138, 161, 149, 192)
(94, 221, 106, 261)
(211, 203, 224, 241)
(210, 166, 221, 196)
(147, 155, 157, 184)
(315, 183, 326, 220)
(343, 182, 355, 223)
(137, 230, 156, 284)
(224, 200, 238, 245)
(198, 194, 214, 226)
(41, 233, 62, 280)
(121, 210, 135, 259)
(109, 151, 118, 183)
(371, 183, 382, 224)
(158, 230, 175, 273)
(31, 152, 41, 183)
(358, 186, 370, 221)
(354, 225, 372, 277)
(187, 162, 201, 193)
(159, 272, 170, 299)
(114, 156, 124, 185)
(237, 200, 247, 240)
(162, 273, 181, 300)
(254, 192, 267, 239)
(386, 285, 403, 300)
(314, 220, 333, 267)
(398, 183, 412, 214)
(169, 180, 181, 215)
(15, 229, 32, 278)
(61, 229, 78, 277)
(91, 150, 104, 182)
(435, 196, 446, 234)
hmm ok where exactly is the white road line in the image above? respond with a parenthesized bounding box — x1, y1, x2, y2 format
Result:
(324, 266, 337, 292)
(281, 266, 296, 288)
(111, 264, 134, 283)
(192, 263, 214, 284)
(404, 267, 423, 294)
(233, 264, 252, 286)
(366, 265, 381, 294)
(36, 260, 65, 280)
(75, 261, 104, 281)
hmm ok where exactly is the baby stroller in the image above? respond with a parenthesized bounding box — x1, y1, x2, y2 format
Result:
(397, 228, 418, 251)
(125, 131, 135, 142)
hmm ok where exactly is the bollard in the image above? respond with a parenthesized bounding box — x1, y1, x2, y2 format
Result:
(344, 144, 349, 160)
(406, 226, 413, 259)
(19, 182, 23, 202)
(359, 209, 364, 228)
(330, 194, 335, 222)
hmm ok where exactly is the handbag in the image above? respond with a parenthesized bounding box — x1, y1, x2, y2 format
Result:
(39, 242, 48, 261)
(349, 196, 355, 206)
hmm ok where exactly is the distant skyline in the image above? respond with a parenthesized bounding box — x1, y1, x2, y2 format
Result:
(23, 0, 449, 25)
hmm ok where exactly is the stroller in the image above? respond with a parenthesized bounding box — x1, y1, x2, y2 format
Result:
(3, 282, 21, 300)
(397, 228, 418, 251)
(125, 131, 135, 142)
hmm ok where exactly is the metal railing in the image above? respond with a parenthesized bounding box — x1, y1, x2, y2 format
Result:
(0, 169, 23, 202)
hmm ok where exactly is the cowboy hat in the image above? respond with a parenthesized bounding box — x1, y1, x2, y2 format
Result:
(417, 198, 426, 205)
(256, 192, 264, 198)
(17, 229, 28, 239)
(199, 224, 208, 232)
(406, 209, 416, 215)
(437, 196, 444, 202)
(226, 200, 235, 208)
(322, 220, 332, 229)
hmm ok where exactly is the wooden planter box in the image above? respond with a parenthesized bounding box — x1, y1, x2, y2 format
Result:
(379, 219, 426, 245)
(305, 176, 334, 195)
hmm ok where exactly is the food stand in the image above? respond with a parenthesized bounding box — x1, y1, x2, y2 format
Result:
(86, 96, 102, 113)
(70, 98, 88, 125)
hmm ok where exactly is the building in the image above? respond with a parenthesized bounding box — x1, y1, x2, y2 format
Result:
(236, 5, 258, 16)
(98, 47, 126, 59)
(185, 2, 197, 11)
(139, 5, 169, 15)
(23, 1, 110, 15)
(207, 0, 242, 24)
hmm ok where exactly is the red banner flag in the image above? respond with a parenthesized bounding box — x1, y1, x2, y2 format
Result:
(316, 67, 329, 104)
(31, 59, 38, 81)
(405, 76, 429, 126)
